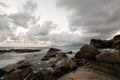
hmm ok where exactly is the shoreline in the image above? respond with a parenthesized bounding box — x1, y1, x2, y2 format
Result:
(0, 34, 120, 80)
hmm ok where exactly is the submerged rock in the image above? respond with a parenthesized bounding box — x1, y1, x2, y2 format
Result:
(75, 44, 100, 59)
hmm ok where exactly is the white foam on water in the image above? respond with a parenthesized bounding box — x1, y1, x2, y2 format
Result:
(0, 53, 26, 68)
(0, 51, 43, 68)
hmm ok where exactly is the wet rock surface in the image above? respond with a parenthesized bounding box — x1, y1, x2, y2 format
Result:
(1, 34, 120, 80)
(50, 52, 77, 77)
(58, 62, 120, 80)
(26, 71, 44, 80)
(41, 48, 61, 61)
(96, 49, 120, 63)
(75, 44, 100, 59)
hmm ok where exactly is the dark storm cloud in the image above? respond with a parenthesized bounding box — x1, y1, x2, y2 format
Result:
(57, 0, 120, 40)
(9, 0, 37, 28)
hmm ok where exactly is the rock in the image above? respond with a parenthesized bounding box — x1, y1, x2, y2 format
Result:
(3, 60, 32, 73)
(58, 62, 120, 80)
(0, 69, 7, 77)
(113, 34, 120, 41)
(26, 71, 44, 80)
(112, 34, 120, 50)
(46, 48, 61, 57)
(55, 52, 68, 59)
(96, 49, 120, 63)
(16, 60, 32, 69)
(75, 44, 100, 59)
(90, 39, 104, 48)
(0, 49, 40, 54)
(5, 68, 32, 80)
(41, 48, 61, 61)
(90, 39, 113, 48)
(51, 56, 77, 77)
(75, 59, 87, 66)
(66, 51, 73, 54)
(5, 69, 24, 80)
(113, 40, 120, 50)
(11, 49, 41, 53)
(90, 34, 120, 50)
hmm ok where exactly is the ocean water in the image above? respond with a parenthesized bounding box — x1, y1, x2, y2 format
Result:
(0, 46, 81, 68)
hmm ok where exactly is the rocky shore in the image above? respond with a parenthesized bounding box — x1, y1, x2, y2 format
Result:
(0, 34, 120, 80)
(0, 49, 41, 54)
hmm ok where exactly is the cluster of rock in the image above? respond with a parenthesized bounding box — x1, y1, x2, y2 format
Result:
(59, 34, 120, 80)
(0, 60, 44, 80)
(0, 48, 77, 80)
(0, 49, 41, 54)
(90, 34, 120, 50)
(42, 48, 77, 78)
(0, 34, 120, 80)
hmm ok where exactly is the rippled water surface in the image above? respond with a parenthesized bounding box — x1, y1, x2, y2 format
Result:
(0, 46, 80, 68)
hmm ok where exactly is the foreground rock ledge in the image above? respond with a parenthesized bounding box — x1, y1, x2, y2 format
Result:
(58, 62, 120, 80)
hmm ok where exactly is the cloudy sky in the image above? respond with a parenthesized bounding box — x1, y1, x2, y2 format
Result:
(0, 0, 120, 47)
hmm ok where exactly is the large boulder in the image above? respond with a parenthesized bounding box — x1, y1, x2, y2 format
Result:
(75, 44, 100, 59)
(96, 49, 120, 63)
(41, 48, 61, 60)
(51, 52, 77, 77)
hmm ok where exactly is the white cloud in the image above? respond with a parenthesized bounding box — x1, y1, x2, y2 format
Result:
(9, 0, 37, 28)
(0, 0, 120, 47)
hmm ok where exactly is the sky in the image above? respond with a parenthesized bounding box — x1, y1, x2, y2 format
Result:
(0, 0, 120, 47)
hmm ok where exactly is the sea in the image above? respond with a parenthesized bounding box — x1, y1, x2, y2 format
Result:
(0, 46, 81, 69)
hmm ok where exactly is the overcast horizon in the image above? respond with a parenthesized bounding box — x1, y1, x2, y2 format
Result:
(0, 0, 120, 47)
